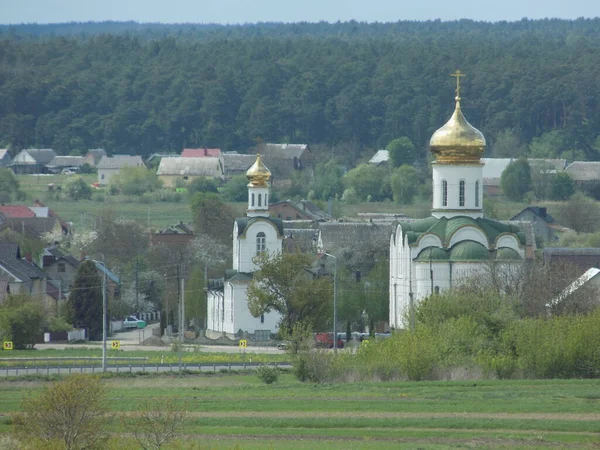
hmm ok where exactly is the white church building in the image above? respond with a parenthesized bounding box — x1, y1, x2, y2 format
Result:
(389, 75, 527, 329)
(206, 155, 283, 338)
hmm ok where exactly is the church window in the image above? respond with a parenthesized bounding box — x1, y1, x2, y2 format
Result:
(258, 194, 262, 207)
(475, 181, 480, 207)
(265, 194, 268, 205)
(459, 180, 465, 206)
(256, 232, 266, 254)
(251, 193, 255, 206)
(260, 314, 264, 324)
(442, 180, 448, 207)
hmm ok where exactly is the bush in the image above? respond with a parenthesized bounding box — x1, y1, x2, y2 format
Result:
(152, 189, 183, 203)
(48, 316, 72, 333)
(256, 364, 279, 384)
(293, 350, 337, 383)
(66, 176, 92, 200)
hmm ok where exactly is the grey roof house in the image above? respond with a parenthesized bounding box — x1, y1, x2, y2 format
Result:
(0, 243, 48, 304)
(510, 206, 568, 244)
(0, 149, 11, 167)
(368, 150, 390, 165)
(97, 155, 145, 185)
(260, 143, 312, 181)
(85, 149, 107, 167)
(46, 156, 86, 173)
(156, 157, 223, 187)
(221, 152, 256, 177)
(565, 162, 600, 183)
(11, 149, 57, 174)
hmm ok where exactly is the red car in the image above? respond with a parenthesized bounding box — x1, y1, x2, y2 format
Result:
(314, 332, 344, 349)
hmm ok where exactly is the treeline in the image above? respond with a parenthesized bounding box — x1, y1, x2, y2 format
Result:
(1, 19, 600, 159)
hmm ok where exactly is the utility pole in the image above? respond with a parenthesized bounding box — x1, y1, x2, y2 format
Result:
(101, 263, 107, 372)
(178, 264, 185, 373)
(135, 259, 139, 318)
(430, 253, 434, 296)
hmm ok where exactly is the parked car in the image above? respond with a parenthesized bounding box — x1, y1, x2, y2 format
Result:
(276, 342, 289, 351)
(123, 316, 146, 329)
(314, 332, 344, 349)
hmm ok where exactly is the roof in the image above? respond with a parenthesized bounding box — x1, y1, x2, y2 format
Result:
(318, 221, 396, 252)
(0, 205, 36, 218)
(157, 157, 223, 178)
(235, 217, 284, 237)
(12, 149, 56, 165)
(221, 153, 256, 175)
(369, 150, 390, 165)
(543, 248, 600, 271)
(481, 158, 513, 179)
(528, 158, 567, 171)
(565, 162, 600, 181)
(31, 200, 70, 232)
(511, 206, 556, 224)
(96, 155, 145, 170)
(0, 149, 11, 161)
(0, 243, 46, 282)
(415, 240, 522, 262)
(44, 247, 79, 267)
(0, 217, 60, 238)
(271, 199, 331, 222)
(396, 216, 526, 247)
(181, 148, 222, 158)
(86, 149, 106, 157)
(283, 228, 319, 253)
(91, 261, 120, 284)
(549, 267, 600, 308)
(47, 156, 86, 167)
(263, 143, 309, 159)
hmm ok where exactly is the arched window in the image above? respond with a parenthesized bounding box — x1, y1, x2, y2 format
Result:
(251, 193, 255, 207)
(265, 194, 268, 206)
(442, 180, 448, 207)
(256, 232, 266, 255)
(459, 180, 465, 207)
(475, 181, 480, 207)
(258, 194, 262, 207)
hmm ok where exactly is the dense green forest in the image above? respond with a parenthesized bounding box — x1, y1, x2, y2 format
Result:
(1, 19, 600, 160)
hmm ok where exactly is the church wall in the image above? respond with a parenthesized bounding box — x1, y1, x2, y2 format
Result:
(415, 261, 452, 301)
(448, 227, 489, 249)
(237, 221, 282, 273)
(495, 235, 525, 256)
(432, 164, 483, 217)
(232, 282, 280, 334)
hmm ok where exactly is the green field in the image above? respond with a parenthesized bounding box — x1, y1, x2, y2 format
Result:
(2, 375, 600, 449)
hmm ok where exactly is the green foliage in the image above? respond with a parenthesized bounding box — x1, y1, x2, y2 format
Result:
(13, 374, 107, 450)
(500, 158, 532, 202)
(189, 193, 234, 244)
(187, 176, 219, 195)
(79, 162, 95, 174)
(65, 176, 92, 200)
(110, 166, 162, 196)
(256, 364, 280, 384)
(247, 252, 333, 334)
(556, 192, 600, 233)
(66, 260, 103, 341)
(48, 316, 72, 333)
(342, 164, 390, 201)
(529, 130, 571, 159)
(386, 137, 416, 167)
(220, 175, 249, 202)
(549, 172, 575, 201)
(292, 349, 337, 383)
(0, 168, 23, 202)
(312, 160, 344, 200)
(0, 295, 45, 349)
(391, 164, 418, 204)
(491, 128, 527, 158)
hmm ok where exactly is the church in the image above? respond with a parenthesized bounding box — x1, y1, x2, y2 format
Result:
(389, 72, 527, 329)
(206, 155, 283, 338)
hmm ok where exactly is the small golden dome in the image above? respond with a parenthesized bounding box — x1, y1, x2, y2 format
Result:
(429, 98, 486, 164)
(246, 154, 271, 187)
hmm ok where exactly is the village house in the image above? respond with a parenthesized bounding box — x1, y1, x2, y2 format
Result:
(156, 157, 223, 188)
(565, 161, 600, 192)
(270, 199, 331, 221)
(259, 143, 312, 182)
(368, 149, 390, 166)
(46, 155, 86, 173)
(10, 149, 56, 174)
(510, 206, 568, 244)
(96, 155, 145, 185)
(221, 152, 256, 178)
(181, 147, 222, 158)
(0, 149, 12, 167)
(40, 247, 80, 296)
(84, 149, 107, 167)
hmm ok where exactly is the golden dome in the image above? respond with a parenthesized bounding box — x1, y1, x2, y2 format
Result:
(430, 98, 486, 164)
(246, 154, 271, 187)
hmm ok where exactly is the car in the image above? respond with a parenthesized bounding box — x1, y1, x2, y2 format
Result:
(314, 332, 344, 349)
(276, 342, 288, 351)
(123, 316, 146, 329)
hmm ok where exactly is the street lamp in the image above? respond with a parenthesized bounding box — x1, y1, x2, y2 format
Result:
(320, 252, 338, 353)
(87, 259, 108, 372)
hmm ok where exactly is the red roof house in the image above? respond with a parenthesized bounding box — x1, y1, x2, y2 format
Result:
(181, 148, 222, 158)
(0, 205, 36, 218)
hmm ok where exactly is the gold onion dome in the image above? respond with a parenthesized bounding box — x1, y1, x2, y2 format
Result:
(430, 71, 486, 164)
(246, 154, 271, 187)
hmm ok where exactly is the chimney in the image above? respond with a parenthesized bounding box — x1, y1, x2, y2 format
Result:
(539, 207, 547, 219)
(24, 252, 32, 263)
(204, 147, 208, 156)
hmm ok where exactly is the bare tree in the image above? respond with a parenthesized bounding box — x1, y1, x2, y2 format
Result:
(125, 398, 187, 450)
(13, 374, 107, 450)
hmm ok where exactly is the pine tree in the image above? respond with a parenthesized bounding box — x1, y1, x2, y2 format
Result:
(67, 260, 103, 341)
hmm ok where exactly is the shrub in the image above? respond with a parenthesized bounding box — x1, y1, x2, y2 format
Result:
(293, 349, 337, 383)
(256, 364, 279, 384)
(48, 316, 72, 333)
(124, 398, 187, 450)
(66, 176, 92, 200)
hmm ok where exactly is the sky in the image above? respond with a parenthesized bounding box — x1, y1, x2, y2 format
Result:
(1, 0, 599, 25)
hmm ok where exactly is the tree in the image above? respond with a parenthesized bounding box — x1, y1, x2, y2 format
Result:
(386, 137, 416, 167)
(13, 374, 107, 450)
(190, 193, 235, 245)
(66, 260, 103, 340)
(247, 252, 333, 333)
(187, 176, 219, 195)
(65, 176, 92, 200)
(491, 128, 527, 158)
(110, 166, 162, 196)
(342, 164, 390, 201)
(549, 172, 575, 201)
(0, 168, 22, 202)
(0, 295, 45, 349)
(221, 175, 249, 202)
(500, 158, 532, 202)
(125, 398, 187, 450)
(556, 192, 600, 233)
(391, 165, 419, 204)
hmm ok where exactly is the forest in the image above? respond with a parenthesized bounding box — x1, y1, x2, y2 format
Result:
(1, 19, 600, 161)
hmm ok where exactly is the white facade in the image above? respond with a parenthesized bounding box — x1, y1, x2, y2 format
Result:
(432, 163, 483, 219)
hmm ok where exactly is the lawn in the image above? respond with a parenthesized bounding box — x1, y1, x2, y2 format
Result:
(1, 375, 600, 448)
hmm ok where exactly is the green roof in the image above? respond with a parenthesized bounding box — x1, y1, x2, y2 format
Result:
(235, 217, 284, 237)
(496, 247, 522, 260)
(415, 242, 523, 262)
(415, 247, 450, 262)
(397, 216, 525, 247)
(449, 241, 489, 261)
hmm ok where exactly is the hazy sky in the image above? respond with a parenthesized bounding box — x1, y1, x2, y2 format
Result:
(1, 0, 599, 24)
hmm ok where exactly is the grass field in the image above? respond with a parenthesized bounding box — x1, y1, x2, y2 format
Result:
(1, 375, 600, 449)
